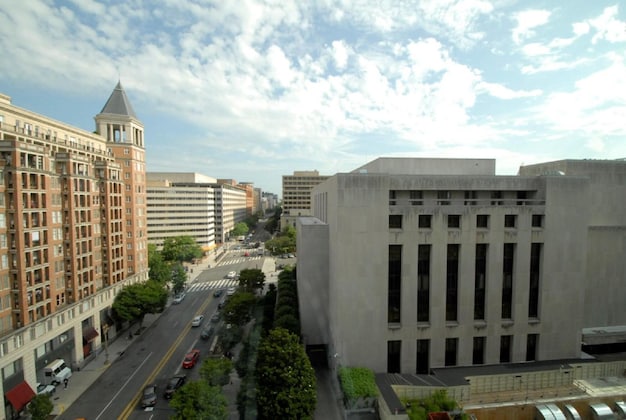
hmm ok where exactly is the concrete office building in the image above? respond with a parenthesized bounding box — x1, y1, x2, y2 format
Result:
(212, 181, 248, 244)
(0, 84, 148, 419)
(297, 157, 626, 375)
(146, 172, 217, 251)
(281, 170, 329, 229)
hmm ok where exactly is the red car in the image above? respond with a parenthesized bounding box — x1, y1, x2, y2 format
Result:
(182, 349, 200, 368)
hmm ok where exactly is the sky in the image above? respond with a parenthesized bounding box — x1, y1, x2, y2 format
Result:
(0, 1, 625, 196)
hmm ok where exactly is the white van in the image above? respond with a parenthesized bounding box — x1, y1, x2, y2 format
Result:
(44, 359, 72, 385)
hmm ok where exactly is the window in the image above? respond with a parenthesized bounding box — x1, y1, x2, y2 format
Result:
(445, 338, 458, 366)
(491, 191, 502, 205)
(473, 337, 485, 365)
(464, 191, 477, 205)
(526, 334, 538, 361)
(438, 190, 451, 205)
(417, 245, 430, 323)
(446, 244, 459, 322)
(476, 214, 489, 229)
(416, 339, 429, 374)
(448, 215, 460, 228)
(387, 340, 401, 373)
(504, 214, 517, 228)
(389, 215, 402, 229)
(501, 243, 515, 319)
(418, 215, 432, 228)
(389, 190, 397, 205)
(500, 335, 512, 363)
(410, 190, 422, 205)
(388, 245, 402, 324)
(532, 214, 544, 228)
(528, 243, 542, 318)
(474, 244, 487, 320)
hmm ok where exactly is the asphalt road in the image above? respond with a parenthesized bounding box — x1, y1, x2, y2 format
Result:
(58, 254, 267, 420)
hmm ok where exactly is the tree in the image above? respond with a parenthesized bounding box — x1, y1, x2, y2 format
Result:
(256, 328, 316, 420)
(28, 394, 53, 420)
(170, 381, 228, 420)
(222, 291, 256, 326)
(230, 222, 249, 237)
(200, 357, 233, 387)
(162, 236, 203, 263)
(171, 263, 187, 295)
(148, 243, 171, 283)
(112, 281, 168, 328)
(238, 268, 265, 293)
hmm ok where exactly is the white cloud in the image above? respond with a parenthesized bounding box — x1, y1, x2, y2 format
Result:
(331, 40, 350, 70)
(478, 82, 542, 99)
(512, 9, 551, 44)
(588, 5, 626, 44)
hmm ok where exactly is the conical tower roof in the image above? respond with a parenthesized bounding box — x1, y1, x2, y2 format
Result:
(100, 81, 137, 119)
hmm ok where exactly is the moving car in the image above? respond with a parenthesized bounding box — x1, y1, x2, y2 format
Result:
(191, 315, 204, 327)
(213, 289, 223, 298)
(172, 292, 185, 304)
(210, 313, 220, 323)
(225, 271, 237, 279)
(141, 384, 158, 408)
(163, 375, 186, 399)
(200, 326, 214, 340)
(182, 349, 200, 368)
(36, 383, 56, 396)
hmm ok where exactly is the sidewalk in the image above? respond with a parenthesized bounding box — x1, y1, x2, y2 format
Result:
(50, 251, 220, 418)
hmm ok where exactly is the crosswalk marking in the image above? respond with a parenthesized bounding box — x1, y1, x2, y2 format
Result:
(214, 256, 263, 267)
(186, 279, 239, 293)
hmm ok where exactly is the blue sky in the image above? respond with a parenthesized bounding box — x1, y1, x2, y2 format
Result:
(1, 1, 625, 195)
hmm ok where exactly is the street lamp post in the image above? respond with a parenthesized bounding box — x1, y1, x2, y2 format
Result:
(103, 324, 110, 364)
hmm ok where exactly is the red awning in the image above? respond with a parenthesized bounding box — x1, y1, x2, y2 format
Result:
(5, 381, 35, 412)
(83, 326, 99, 342)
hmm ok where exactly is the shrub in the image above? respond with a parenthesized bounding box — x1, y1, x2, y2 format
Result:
(338, 367, 378, 401)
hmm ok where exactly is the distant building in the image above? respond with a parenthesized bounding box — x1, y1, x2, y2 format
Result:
(146, 173, 248, 248)
(297, 157, 626, 374)
(0, 84, 148, 419)
(146, 172, 217, 251)
(281, 170, 330, 230)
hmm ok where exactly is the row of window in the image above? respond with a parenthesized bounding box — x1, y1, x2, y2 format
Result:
(388, 243, 542, 324)
(387, 334, 539, 373)
(390, 213, 544, 229)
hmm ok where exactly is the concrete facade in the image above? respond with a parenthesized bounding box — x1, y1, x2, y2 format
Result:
(297, 157, 625, 375)
(0, 86, 149, 419)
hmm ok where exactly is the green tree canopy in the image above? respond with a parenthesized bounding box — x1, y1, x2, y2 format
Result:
(28, 394, 53, 420)
(170, 381, 228, 420)
(112, 280, 168, 327)
(148, 243, 171, 283)
(256, 328, 316, 420)
(171, 263, 187, 295)
(162, 236, 203, 263)
(222, 291, 256, 326)
(230, 222, 249, 237)
(238, 268, 265, 293)
(200, 357, 233, 387)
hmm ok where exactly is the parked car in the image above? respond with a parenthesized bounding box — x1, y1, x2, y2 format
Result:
(200, 326, 214, 340)
(210, 313, 220, 323)
(36, 383, 56, 396)
(213, 289, 223, 298)
(172, 293, 185, 304)
(163, 375, 186, 399)
(218, 298, 227, 309)
(191, 315, 204, 327)
(182, 349, 200, 368)
(141, 384, 158, 407)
